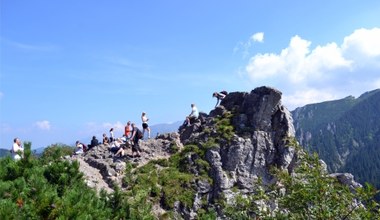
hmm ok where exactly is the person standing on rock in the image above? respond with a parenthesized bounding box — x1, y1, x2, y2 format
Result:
(141, 112, 151, 139)
(130, 123, 142, 157)
(12, 137, 24, 160)
(124, 121, 132, 139)
(109, 128, 115, 143)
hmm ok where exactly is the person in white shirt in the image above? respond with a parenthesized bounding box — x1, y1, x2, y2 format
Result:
(185, 103, 199, 126)
(74, 141, 84, 155)
(141, 112, 151, 139)
(12, 138, 23, 160)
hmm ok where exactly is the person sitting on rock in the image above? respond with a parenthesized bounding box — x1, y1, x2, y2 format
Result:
(183, 103, 199, 126)
(212, 91, 227, 108)
(102, 133, 109, 145)
(130, 123, 143, 157)
(114, 139, 129, 158)
(74, 141, 84, 155)
(88, 136, 99, 150)
(111, 139, 124, 155)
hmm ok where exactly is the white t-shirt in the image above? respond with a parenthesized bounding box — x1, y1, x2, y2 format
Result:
(142, 116, 149, 124)
(12, 143, 23, 160)
(190, 106, 199, 118)
(75, 143, 84, 154)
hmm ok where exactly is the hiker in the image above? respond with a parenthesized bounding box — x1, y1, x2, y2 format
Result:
(124, 121, 132, 140)
(114, 139, 129, 158)
(109, 128, 115, 143)
(141, 112, 151, 139)
(74, 141, 85, 155)
(12, 137, 23, 160)
(103, 133, 109, 145)
(89, 136, 99, 150)
(213, 91, 227, 108)
(184, 103, 199, 126)
(110, 138, 123, 154)
(130, 123, 143, 157)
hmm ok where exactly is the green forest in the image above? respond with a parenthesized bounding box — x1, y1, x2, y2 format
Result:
(292, 89, 380, 197)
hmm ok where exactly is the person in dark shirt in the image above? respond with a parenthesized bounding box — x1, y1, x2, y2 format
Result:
(89, 136, 99, 150)
(213, 91, 227, 108)
(130, 123, 142, 157)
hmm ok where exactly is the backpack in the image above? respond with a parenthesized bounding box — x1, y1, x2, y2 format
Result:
(220, 90, 228, 96)
(136, 128, 143, 139)
(82, 143, 88, 152)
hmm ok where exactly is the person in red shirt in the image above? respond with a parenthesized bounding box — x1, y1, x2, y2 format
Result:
(124, 121, 131, 139)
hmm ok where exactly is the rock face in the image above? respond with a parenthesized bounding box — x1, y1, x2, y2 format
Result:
(178, 87, 298, 207)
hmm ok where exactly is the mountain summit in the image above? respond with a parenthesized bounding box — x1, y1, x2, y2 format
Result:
(73, 86, 373, 219)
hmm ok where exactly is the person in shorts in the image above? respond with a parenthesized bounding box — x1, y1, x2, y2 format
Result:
(141, 112, 151, 139)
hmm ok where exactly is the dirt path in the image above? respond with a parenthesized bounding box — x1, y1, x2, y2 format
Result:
(75, 157, 114, 194)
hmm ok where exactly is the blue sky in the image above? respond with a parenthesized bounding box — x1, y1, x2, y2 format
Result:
(1, 0, 380, 149)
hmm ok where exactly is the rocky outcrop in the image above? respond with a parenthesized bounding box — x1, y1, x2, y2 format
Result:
(175, 86, 299, 217)
(79, 132, 183, 189)
(329, 173, 363, 192)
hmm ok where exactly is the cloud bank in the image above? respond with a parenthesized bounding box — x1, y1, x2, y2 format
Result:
(245, 27, 380, 110)
(35, 120, 51, 130)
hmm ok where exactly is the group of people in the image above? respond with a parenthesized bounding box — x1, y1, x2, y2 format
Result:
(73, 112, 153, 158)
(11, 91, 227, 161)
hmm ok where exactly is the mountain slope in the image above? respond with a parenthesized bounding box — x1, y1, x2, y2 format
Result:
(292, 89, 380, 189)
(0, 149, 11, 158)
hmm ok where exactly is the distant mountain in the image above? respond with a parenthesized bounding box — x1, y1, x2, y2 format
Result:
(0, 147, 46, 158)
(292, 89, 380, 190)
(33, 147, 46, 155)
(148, 121, 182, 138)
(0, 148, 11, 158)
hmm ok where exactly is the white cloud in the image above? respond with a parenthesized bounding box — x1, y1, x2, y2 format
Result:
(234, 32, 265, 57)
(251, 32, 264, 43)
(342, 28, 380, 57)
(246, 35, 351, 84)
(81, 121, 126, 139)
(35, 120, 51, 130)
(102, 121, 124, 132)
(244, 27, 380, 110)
(283, 88, 337, 109)
(0, 92, 3, 99)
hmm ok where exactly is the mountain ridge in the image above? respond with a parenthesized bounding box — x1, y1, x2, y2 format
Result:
(292, 88, 380, 192)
